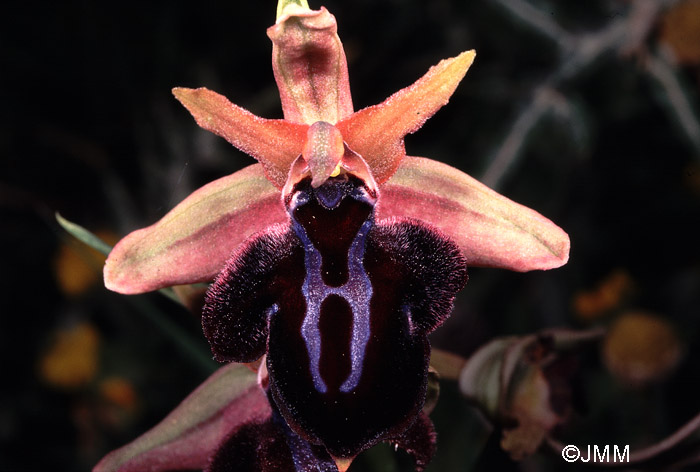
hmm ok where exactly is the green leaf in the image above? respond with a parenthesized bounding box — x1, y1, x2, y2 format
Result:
(56, 212, 113, 256)
(56, 213, 215, 371)
(56, 213, 187, 307)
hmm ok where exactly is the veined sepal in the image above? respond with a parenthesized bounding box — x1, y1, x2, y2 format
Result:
(93, 364, 266, 472)
(380, 156, 570, 271)
(104, 164, 287, 294)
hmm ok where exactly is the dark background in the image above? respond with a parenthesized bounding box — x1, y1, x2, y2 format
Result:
(3, 0, 700, 470)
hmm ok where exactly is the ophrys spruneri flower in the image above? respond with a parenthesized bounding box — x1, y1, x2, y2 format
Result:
(100, 1, 569, 470)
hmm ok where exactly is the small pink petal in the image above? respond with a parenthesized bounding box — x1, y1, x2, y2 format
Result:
(93, 363, 270, 472)
(282, 135, 379, 198)
(104, 164, 287, 294)
(337, 51, 476, 184)
(378, 157, 569, 271)
(173, 87, 308, 188)
(339, 146, 378, 196)
(267, 7, 353, 124)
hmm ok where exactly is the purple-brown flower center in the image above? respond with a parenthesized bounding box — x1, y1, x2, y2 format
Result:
(288, 176, 376, 395)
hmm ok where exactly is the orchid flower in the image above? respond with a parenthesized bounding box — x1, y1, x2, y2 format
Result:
(100, 0, 569, 470)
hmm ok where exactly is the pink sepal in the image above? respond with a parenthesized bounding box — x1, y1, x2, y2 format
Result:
(379, 156, 570, 271)
(94, 364, 270, 472)
(104, 164, 287, 294)
(268, 7, 353, 125)
(337, 51, 475, 184)
(173, 87, 308, 188)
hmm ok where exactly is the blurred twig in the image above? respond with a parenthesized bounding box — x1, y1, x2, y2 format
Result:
(646, 48, 700, 155)
(546, 409, 700, 468)
(625, 410, 700, 463)
(490, 0, 574, 51)
(481, 86, 567, 190)
(482, 0, 690, 190)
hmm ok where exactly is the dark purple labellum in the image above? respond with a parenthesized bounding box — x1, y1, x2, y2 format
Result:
(206, 392, 437, 472)
(202, 174, 467, 459)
